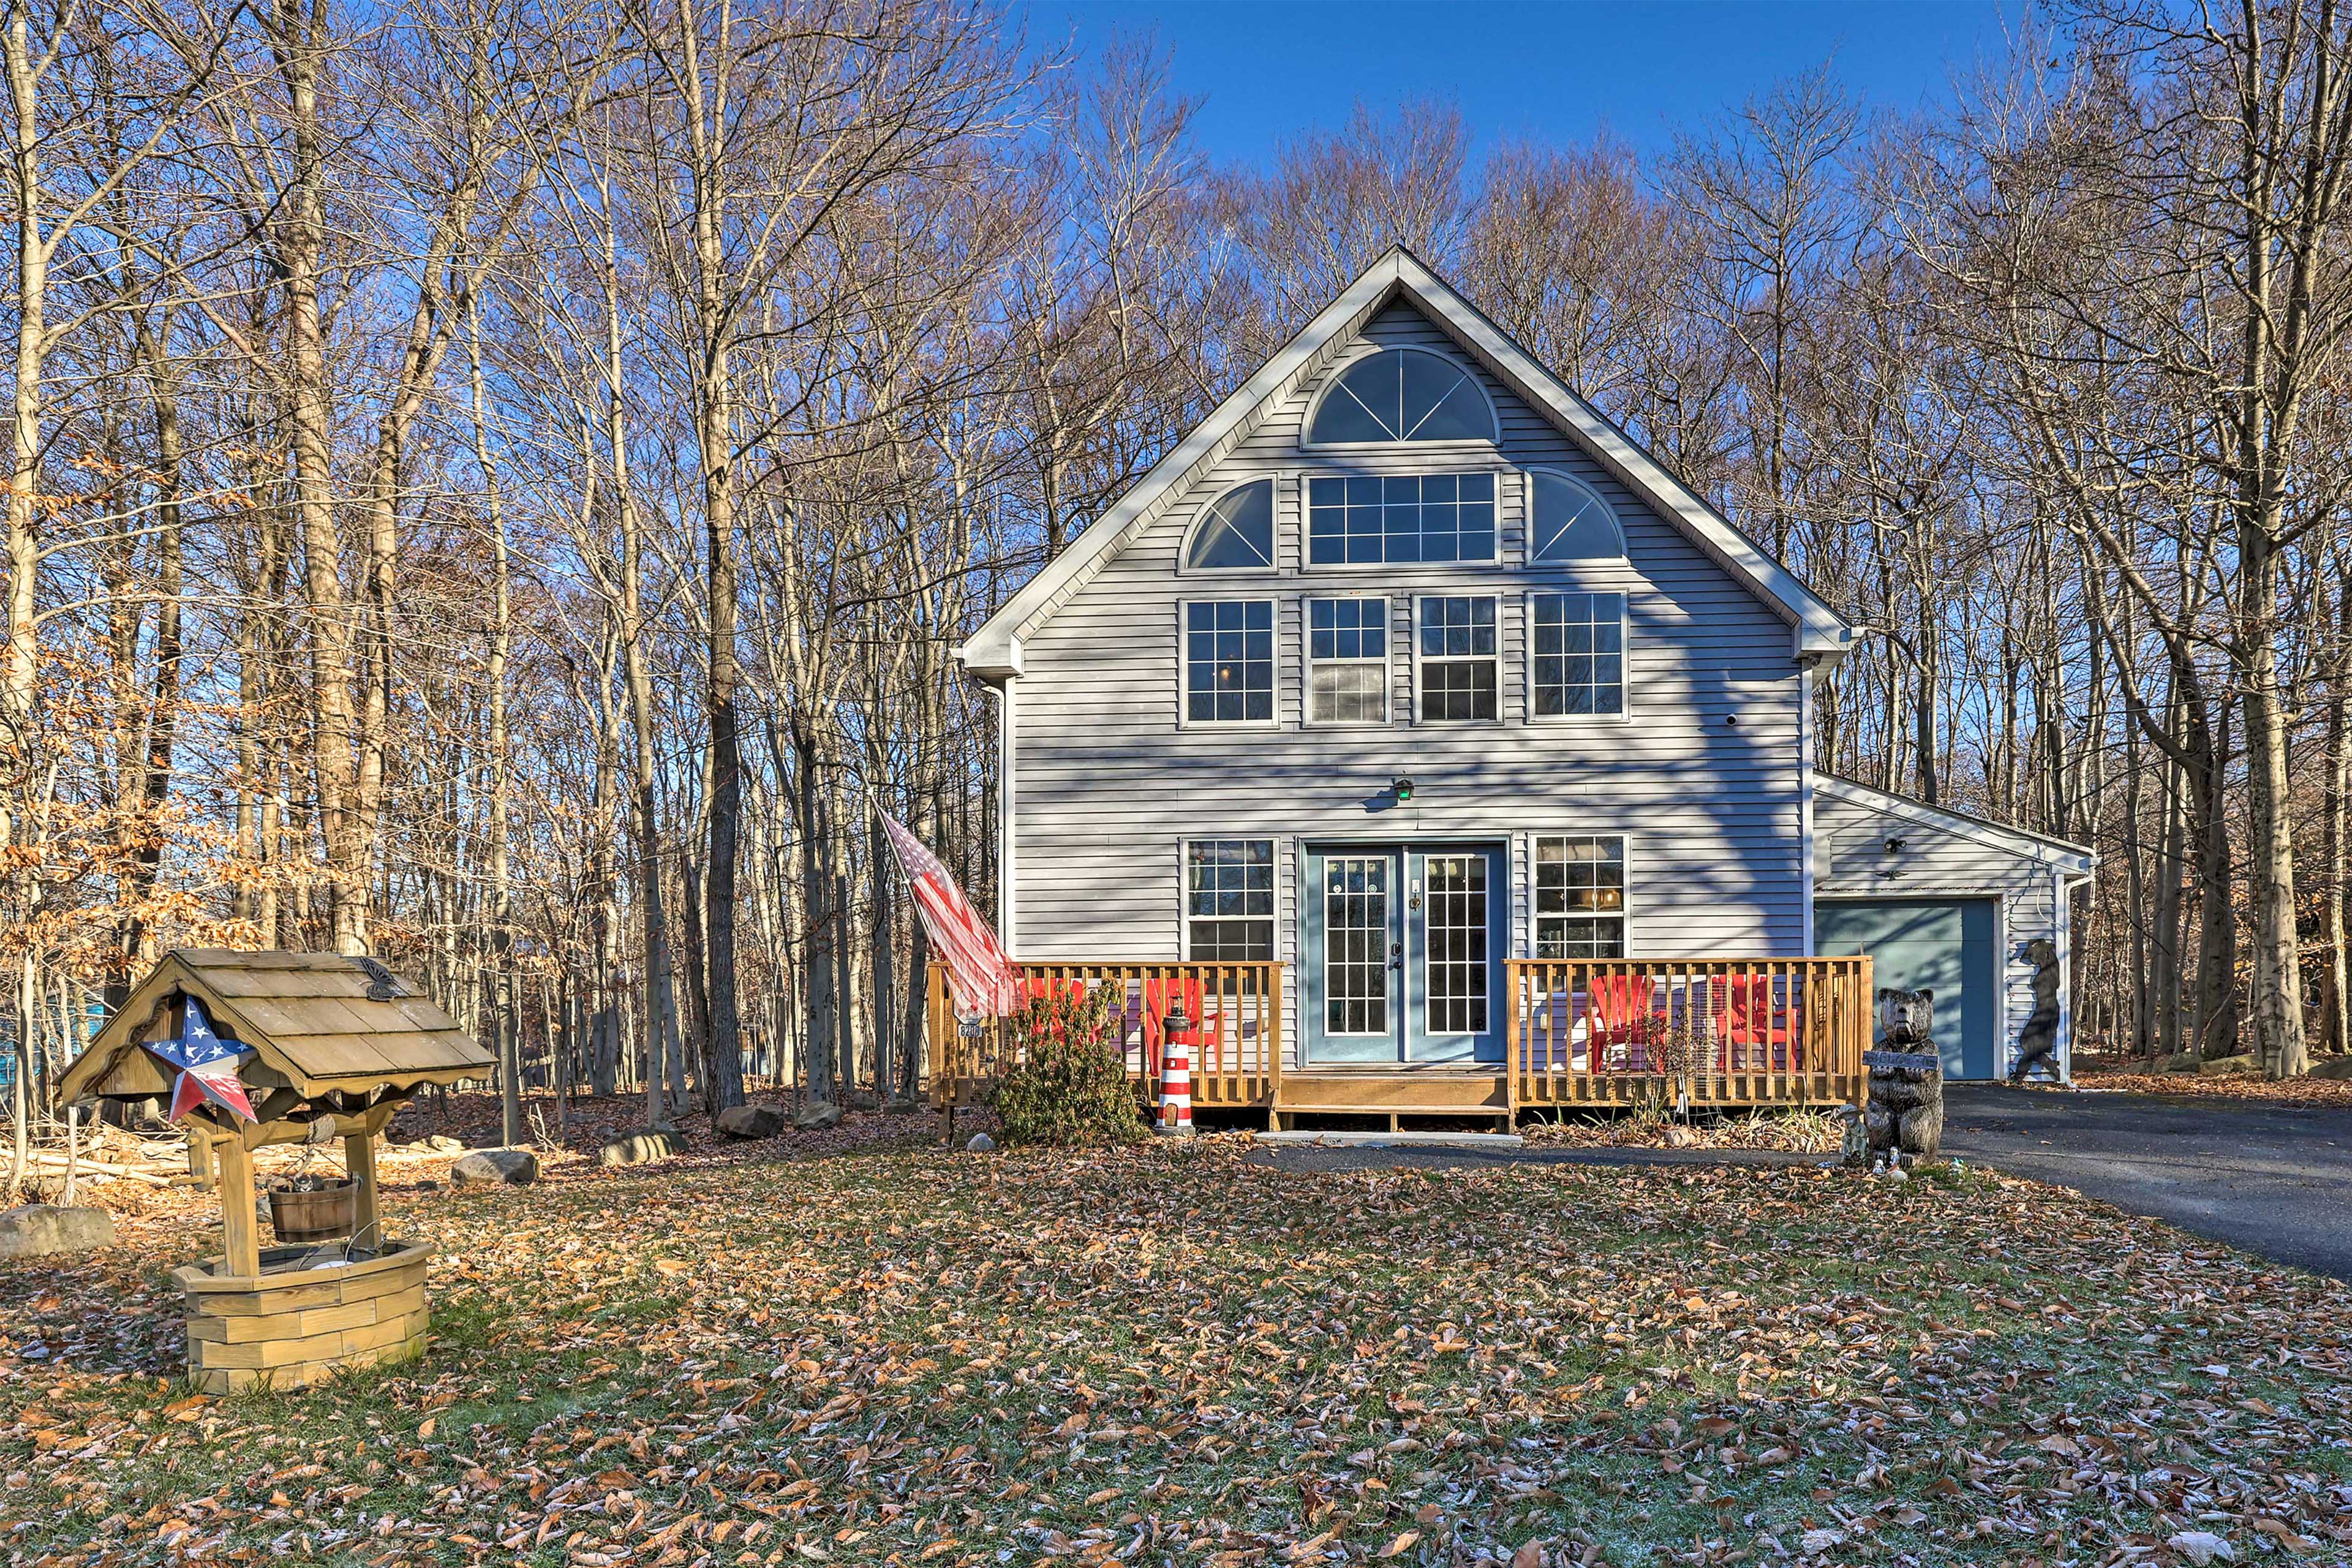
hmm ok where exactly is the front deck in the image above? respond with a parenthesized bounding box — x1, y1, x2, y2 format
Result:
(927, 956, 1872, 1128)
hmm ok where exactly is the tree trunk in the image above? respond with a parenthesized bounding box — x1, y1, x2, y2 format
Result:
(796, 725, 838, 1106)
(2237, 526, 2307, 1077)
(2319, 576, 2351, 1060)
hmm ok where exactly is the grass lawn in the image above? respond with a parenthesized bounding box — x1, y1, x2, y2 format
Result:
(4, 1121, 2349, 1567)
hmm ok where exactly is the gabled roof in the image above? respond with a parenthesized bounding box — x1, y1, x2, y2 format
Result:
(59, 949, 493, 1104)
(960, 247, 1853, 680)
(1817, 774, 2097, 877)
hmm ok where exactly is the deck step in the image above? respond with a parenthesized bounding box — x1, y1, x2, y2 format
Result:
(1257, 1130, 1525, 1150)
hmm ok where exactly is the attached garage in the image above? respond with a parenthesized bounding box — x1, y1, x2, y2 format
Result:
(1815, 898, 1999, 1079)
(1812, 778, 2095, 1082)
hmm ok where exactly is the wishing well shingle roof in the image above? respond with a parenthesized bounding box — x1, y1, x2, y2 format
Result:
(59, 949, 492, 1104)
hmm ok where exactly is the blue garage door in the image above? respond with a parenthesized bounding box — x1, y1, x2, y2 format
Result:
(1815, 899, 1999, 1079)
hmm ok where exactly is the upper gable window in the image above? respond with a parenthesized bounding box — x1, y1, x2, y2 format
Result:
(1308, 473, 1496, 565)
(1306, 347, 1497, 445)
(1186, 480, 1275, 570)
(1530, 471, 1626, 561)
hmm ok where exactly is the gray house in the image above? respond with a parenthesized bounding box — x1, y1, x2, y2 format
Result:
(944, 249, 2091, 1125)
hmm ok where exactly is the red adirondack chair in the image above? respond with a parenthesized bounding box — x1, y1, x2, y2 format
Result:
(1709, 972, 1801, 1072)
(1141, 976, 1212, 1078)
(1586, 973, 1657, 1069)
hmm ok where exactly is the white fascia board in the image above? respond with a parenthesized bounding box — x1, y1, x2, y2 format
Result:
(1387, 252, 1853, 661)
(1817, 774, 2097, 872)
(958, 254, 1409, 680)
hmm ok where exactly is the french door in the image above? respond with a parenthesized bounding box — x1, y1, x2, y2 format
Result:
(1303, 843, 1504, 1065)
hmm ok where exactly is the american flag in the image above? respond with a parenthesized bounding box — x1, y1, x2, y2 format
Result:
(881, 812, 1019, 1019)
(143, 996, 258, 1123)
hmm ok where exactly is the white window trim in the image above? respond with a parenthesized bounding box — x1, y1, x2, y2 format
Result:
(1528, 831, 1635, 960)
(1301, 466, 1509, 571)
(1175, 597, 1281, 731)
(1524, 589, 1634, 726)
(1411, 593, 1504, 728)
(1523, 466, 1628, 565)
(1298, 342, 1503, 454)
(1180, 837, 1280, 963)
(1178, 477, 1281, 575)
(1302, 592, 1393, 728)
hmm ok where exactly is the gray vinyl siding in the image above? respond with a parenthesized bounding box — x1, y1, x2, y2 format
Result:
(1006, 301, 1808, 1063)
(1814, 783, 2081, 1075)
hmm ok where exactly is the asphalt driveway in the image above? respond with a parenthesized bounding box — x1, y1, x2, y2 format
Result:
(1253, 1083, 2352, 1283)
(1940, 1082, 2352, 1283)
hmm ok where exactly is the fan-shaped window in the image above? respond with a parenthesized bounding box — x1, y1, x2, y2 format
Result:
(1530, 471, 1625, 560)
(1307, 348, 1497, 445)
(1186, 480, 1275, 570)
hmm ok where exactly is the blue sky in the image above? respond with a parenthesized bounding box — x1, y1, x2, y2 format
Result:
(1017, 1, 2019, 165)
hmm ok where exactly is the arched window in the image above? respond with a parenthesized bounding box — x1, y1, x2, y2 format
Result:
(1529, 471, 1625, 560)
(1306, 347, 1497, 445)
(1186, 480, 1275, 570)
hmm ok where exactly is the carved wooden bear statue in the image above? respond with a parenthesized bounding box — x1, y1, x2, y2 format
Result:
(1866, 986, 1945, 1163)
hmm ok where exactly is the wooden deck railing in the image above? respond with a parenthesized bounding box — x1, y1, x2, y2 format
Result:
(928, 956, 1868, 1119)
(925, 962, 1284, 1110)
(1506, 956, 1872, 1109)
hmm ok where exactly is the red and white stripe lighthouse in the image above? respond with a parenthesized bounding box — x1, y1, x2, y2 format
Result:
(1156, 998, 1196, 1138)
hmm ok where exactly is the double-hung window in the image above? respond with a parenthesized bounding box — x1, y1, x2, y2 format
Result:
(1534, 835, 1627, 957)
(1306, 473, 1495, 564)
(1185, 840, 1275, 960)
(1308, 598, 1389, 723)
(1532, 592, 1626, 717)
(1184, 600, 1273, 723)
(1417, 596, 1499, 722)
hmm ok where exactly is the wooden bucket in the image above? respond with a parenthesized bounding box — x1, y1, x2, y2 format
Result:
(267, 1179, 358, 1242)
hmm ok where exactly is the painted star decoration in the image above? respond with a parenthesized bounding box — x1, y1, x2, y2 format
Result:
(142, 996, 257, 1124)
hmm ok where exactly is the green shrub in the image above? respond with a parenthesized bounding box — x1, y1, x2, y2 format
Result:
(989, 985, 1145, 1147)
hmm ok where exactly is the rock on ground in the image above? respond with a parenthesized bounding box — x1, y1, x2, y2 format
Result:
(965, 1133, 997, 1153)
(2197, 1053, 2256, 1077)
(793, 1101, 843, 1131)
(715, 1103, 790, 1140)
(0, 1204, 116, 1259)
(449, 1148, 539, 1187)
(598, 1129, 682, 1166)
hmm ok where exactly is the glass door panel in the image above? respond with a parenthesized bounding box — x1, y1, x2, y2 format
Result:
(1408, 846, 1503, 1062)
(1304, 848, 1404, 1062)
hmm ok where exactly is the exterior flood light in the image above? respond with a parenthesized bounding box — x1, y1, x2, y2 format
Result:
(1391, 775, 1415, 803)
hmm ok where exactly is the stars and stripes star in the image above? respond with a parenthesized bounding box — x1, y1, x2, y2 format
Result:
(142, 995, 258, 1124)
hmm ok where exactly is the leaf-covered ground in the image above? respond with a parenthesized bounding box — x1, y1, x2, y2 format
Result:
(5, 1115, 2350, 1568)
(1518, 1109, 1843, 1154)
(2048, 1068, 2352, 1109)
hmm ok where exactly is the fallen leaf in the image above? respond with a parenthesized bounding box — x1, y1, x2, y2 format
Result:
(2168, 1531, 2235, 1566)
